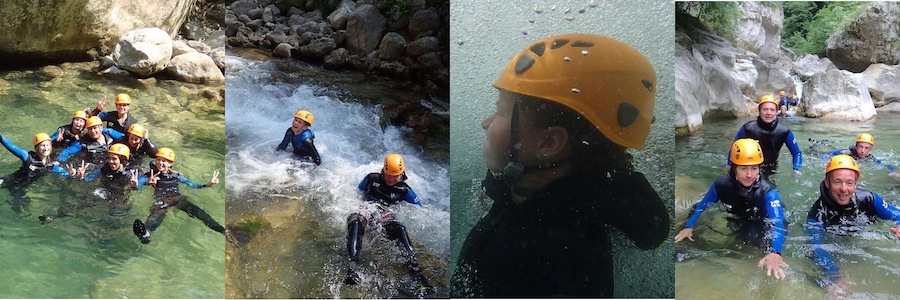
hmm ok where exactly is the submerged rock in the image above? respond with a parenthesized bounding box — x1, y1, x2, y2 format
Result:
(166, 52, 225, 84)
(113, 28, 174, 77)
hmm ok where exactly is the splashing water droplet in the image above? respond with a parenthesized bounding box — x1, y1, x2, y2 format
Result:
(589, 0, 599, 8)
(535, 7, 544, 13)
(564, 16, 575, 21)
(571, 88, 581, 93)
(564, 8, 571, 13)
(457, 40, 465, 45)
(581, 50, 589, 55)
(522, 31, 528, 35)
(579, 7, 586, 13)
(528, 19, 535, 23)
(563, 57, 571, 62)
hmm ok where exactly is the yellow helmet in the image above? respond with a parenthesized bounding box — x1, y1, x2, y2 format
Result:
(730, 139, 764, 165)
(85, 116, 103, 128)
(115, 93, 132, 105)
(492, 33, 656, 149)
(856, 133, 874, 146)
(109, 143, 131, 159)
(383, 153, 405, 176)
(779, 91, 785, 96)
(156, 147, 176, 162)
(758, 95, 778, 107)
(127, 124, 147, 138)
(32, 133, 51, 146)
(294, 109, 314, 126)
(73, 110, 88, 120)
(826, 154, 860, 177)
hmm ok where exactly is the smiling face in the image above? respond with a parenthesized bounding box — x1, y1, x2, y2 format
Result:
(825, 169, 858, 205)
(855, 142, 872, 158)
(759, 102, 778, 124)
(116, 103, 129, 116)
(734, 164, 760, 187)
(127, 133, 143, 149)
(107, 152, 124, 171)
(35, 140, 52, 159)
(87, 124, 103, 140)
(72, 117, 86, 132)
(155, 156, 173, 173)
(292, 117, 309, 132)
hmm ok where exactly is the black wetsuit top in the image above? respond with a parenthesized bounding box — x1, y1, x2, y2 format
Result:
(276, 128, 321, 165)
(835, 145, 875, 162)
(127, 138, 159, 166)
(713, 174, 780, 223)
(51, 124, 81, 149)
(91, 108, 139, 135)
(731, 117, 802, 174)
(357, 172, 420, 206)
(85, 164, 134, 196)
(451, 170, 669, 297)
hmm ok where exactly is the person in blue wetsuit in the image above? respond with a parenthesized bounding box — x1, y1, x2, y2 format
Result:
(56, 116, 125, 167)
(90, 93, 139, 134)
(39, 144, 136, 222)
(806, 154, 900, 296)
(50, 110, 90, 149)
(827, 133, 897, 175)
(1, 132, 76, 215)
(276, 109, 321, 165)
(132, 147, 223, 244)
(677, 139, 789, 279)
(778, 91, 790, 109)
(345, 154, 431, 294)
(728, 94, 803, 177)
(123, 123, 159, 167)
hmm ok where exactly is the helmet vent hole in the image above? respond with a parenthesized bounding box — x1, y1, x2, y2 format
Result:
(514, 54, 535, 74)
(551, 39, 569, 49)
(571, 41, 594, 47)
(617, 102, 639, 127)
(529, 43, 546, 57)
(642, 80, 653, 91)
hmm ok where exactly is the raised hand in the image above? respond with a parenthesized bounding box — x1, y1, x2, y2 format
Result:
(209, 170, 220, 186)
(148, 169, 159, 185)
(55, 128, 64, 142)
(65, 163, 78, 178)
(97, 96, 109, 111)
(76, 160, 88, 179)
(130, 169, 139, 186)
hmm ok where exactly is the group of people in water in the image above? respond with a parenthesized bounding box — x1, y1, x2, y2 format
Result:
(675, 93, 900, 296)
(0, 93, 223, 244)
(276, 109, 433, 296)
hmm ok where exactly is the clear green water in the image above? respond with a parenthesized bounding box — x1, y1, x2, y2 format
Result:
(224, 53, 450, 298)
(675, 116, 900, 299)
(0, 63, 225, 298)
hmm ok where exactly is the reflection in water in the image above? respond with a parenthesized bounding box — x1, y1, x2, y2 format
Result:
(676, 116, 900, 299)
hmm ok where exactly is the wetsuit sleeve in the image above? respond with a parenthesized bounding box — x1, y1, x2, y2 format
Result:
(785, 130, 803, 171)
(96, 111, 108, 119)
(828, 149, 843, 157)
(178, 174, 207, 189)
(89, 107, 101, 116)
(51, 165, 70, 176)
(276, 128, 292, 152)
(301, 137, 321, 165)
(144, 139, 159, 157)
(135, 173, 149, 189)
(0, 133, 29, 162)
(82, 168, 102, 182)
(873, 157, 896, 172)
(806, 217, 841, 280)
(727, 127, 748, 167)
(357, 176, 369, 192)
(763, 189, 786, 254)
(103, 128, 125, 141)
(684, 183, 720, 228)
(872, 193, 900, 225)
(50, 127, 62, 141)
(56, 141, 83, 162)
(405, 188, 422, 207)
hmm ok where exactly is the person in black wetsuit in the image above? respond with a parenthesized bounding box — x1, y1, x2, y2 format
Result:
(276, 109, 321, 165)
(728, 94, 803, 178)
(1, 132, 73, 215)
(450, 34, 670, 298)
(123, 123, 159, 167)
(805, 155, 900, 297)
(345, 154, 432, 296)
(39, 143, 136, 222)
(50, 110, 90, 149)
(90, 93, 139, 134)
(56, 116, 126, 169)
(131, 147, 223, 244)
(675, 139, 788, 279)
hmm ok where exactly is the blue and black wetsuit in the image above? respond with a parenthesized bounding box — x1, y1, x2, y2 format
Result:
(56, 128, 125, 166)
(49, 124, 82, 149)
(346, 172, 424, 283)
(276, 128, 321, 165)
(729, 118, 803, 176)
(134, 169, 224, 242)
(451, 170, 669, 297)
(828, 145, 894, 172)
(779, 95, 790, 108)
(127, 137, 159, 167)
(40, 164, 136, 221)
(1, 133, 69, 214)
(683, 173, 786, 254)
(806, 183, 900, 283)
(90, 108, 138, 135)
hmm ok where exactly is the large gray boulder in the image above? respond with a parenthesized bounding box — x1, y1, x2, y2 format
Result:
(298, 37, 336, 58)
(231, 0, 257, 18)
(166, 52, 225, 84)
(324, 48, 349, 69)
(753, 59, 795, 98)
(734, 1, 784, 62)
(861, 64, 900, 106)
(406, 36, 439, 57)
(327, 0, 356, 30)
(408, 8, 440, 36)
(346, 4, 385, 56)
(0, 0, 192, 63)
(826, 2, 900, 72)
(800, 69, 876, 120)
(792, 54, 836, 78)
(378, 32, 406, 61)
(113, 28, 173, 77)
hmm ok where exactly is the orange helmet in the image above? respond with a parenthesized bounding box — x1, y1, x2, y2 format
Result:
(856, 133, 874, 146)
(759, 95, 778, 107)
(826, 154, 860, 177)
(85, 116, 103, 128)
(492, 33, 656, 149)
(127, 124, 147, 138)
(383, 153, 405, 176)
(156, 147, 176, 162)
(73, 110, 88, 120)
(730, 139, 764, 165)
(115, 93, 132, 105)
(294, 110, 314, 126)
(109, 143, 131, 159)
(33, 133, 51, 146)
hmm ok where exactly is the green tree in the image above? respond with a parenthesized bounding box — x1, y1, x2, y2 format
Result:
(781, 1, 865, 56)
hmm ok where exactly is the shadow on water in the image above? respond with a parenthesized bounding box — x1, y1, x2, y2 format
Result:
(224, 51, 450, 298)
(676, 116, 900, 299)
(0, 62, 224, 298)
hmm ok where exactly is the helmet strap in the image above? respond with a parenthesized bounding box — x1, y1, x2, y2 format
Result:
(503, 99, 524, 185)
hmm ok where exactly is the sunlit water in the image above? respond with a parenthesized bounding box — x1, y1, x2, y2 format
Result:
(224, 52, 450, 298)
(450, 0, 675, 297)
(675, 116, 900, 299)
(0, 63, 225, 297)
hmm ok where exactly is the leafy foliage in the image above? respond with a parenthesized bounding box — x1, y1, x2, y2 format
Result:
(782, 1, 865, 56)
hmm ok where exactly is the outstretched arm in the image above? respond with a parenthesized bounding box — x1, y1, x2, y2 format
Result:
(56, 141, 83, 163)
(786, 131, 803, 173)
(807, 218, 841, 281)
(0, 133, 29, 162)
(103, 128, 125, 141)
(676, 183, 720, 243)
(763, 190, 786, 254)
(405, 188, 422, 207)
(276, 128, 292, 152)
(301, 137, 321, 165)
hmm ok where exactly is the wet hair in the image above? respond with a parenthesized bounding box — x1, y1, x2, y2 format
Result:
(518, 94, 634, 173)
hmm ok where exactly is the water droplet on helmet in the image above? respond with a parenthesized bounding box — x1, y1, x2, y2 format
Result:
(582, 140, 590, 146)
(589, 0, 599, 8)
(564, 16, 575, 21)
(579, 7, 586, 13)
(563, 57, 571, 62)
(606, 172, 612, 178)
(522, 30, 528, 35)
(528, 19, 535, 23)
(535, 7, 544, 13)
(564, 8, 571, 13)
(457, 40, 465, 45)
(581, 50, 589, 55)
(571, 88, 581, 93)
